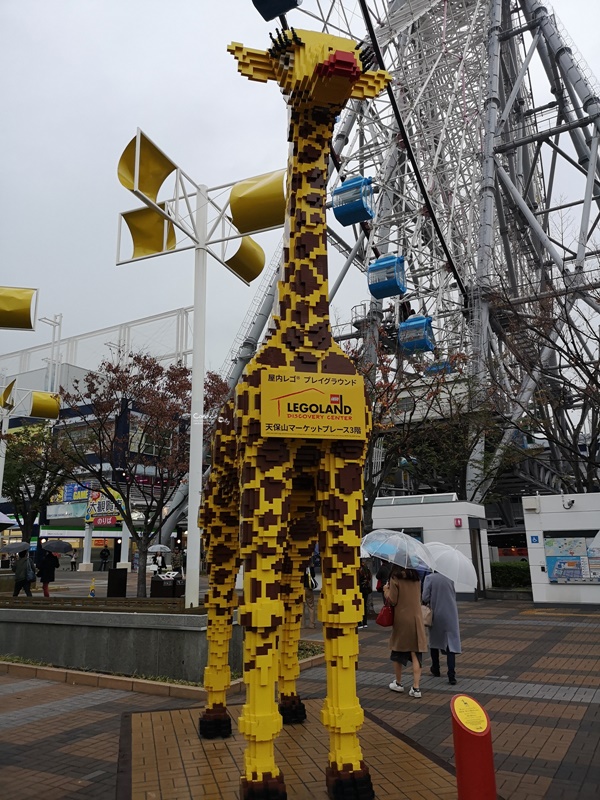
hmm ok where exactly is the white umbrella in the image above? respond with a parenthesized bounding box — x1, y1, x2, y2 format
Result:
(0, 512, 17, 531)
(361, 529, 436, 572)
(148, 544, 171, 553)
(426, 542, 478, 589)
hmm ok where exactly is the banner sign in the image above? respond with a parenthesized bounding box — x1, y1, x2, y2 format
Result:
(543, 530, 600, 583)
(51, 482, 90, 504)
(85, 489, 124, 525)
(260, 368, 366, 440)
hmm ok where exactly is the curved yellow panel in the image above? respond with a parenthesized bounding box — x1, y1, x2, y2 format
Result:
(30, 392, 60, 420)
(0, 380, 16, 410)
(118, 132, 176, 203)
(122, 204, 176, 260)
(225, 237, 265, 283)
(0, 287, 36, 330)
(230, 170, 286, 234)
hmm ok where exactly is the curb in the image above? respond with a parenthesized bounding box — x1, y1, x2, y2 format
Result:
(0, 651, 325, 699)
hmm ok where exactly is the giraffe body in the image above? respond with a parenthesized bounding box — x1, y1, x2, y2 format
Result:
(200, 29, 390, 800)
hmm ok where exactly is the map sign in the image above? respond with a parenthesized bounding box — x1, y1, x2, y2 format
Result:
(543, 530, 600, 583)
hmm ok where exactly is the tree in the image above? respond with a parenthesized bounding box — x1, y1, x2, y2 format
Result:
(58, 351, 192, 597)
(1, 422, 73, 541)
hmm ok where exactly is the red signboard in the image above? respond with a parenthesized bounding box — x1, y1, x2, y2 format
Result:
(94, 515, 117, 527)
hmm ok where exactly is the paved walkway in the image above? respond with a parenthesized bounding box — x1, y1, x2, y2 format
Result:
(1, 600, 599, 799)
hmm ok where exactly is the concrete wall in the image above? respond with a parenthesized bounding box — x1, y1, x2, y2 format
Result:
(523, 493, 600, 605)
(0, 609, 243, 682)
(372, 500, 490, 593)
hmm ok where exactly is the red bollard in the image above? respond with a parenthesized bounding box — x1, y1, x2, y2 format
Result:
(451, 694, 497, 800)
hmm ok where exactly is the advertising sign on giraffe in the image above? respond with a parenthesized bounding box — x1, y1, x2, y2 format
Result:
(260, 368, 367, 439)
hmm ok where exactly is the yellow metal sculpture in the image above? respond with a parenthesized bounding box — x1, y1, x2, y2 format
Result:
(199, 27, 390, 800)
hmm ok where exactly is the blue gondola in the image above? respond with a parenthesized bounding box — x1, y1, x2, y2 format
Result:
(251, 0, 302, 21)
(424, 360, 453, 375)
(332, 176, 374, 226)
(398, 315, 436, 354)
(367, 255, 406, 300)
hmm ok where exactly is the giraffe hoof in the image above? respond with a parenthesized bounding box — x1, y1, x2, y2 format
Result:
(325, 764, 374, 800)
(198, 707, 232, 739)
(278, 694, 307, 725)
(240, 772, 287, 799)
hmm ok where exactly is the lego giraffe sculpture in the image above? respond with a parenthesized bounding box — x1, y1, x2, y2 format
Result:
(200, 28, 390, 800)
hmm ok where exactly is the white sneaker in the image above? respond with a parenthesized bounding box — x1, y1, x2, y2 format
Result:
(389, 681, 404, 693)
(409, 686, 422, 698)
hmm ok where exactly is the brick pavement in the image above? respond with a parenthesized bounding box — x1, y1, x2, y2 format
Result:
(0, 600, 599, 799)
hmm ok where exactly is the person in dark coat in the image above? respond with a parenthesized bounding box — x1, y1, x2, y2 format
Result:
(38, 550, 60, 597)
(422, 571, 462, 685)
(99, 546, 111, 571)
(384, 565, 428, 698)
(357, 559, 372, 628)
(12, 551, 33, 597)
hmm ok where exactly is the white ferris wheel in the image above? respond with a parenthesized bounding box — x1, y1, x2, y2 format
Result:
(221, 0, 600, 502)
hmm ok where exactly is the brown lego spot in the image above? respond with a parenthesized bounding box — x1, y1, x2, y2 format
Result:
(281, 327, 304, 349)
(298, 144, 321, 163)
(305, 168, 326, 190)
(321, 494, 349, 521)
(294, 232, 321, 261)
(332, 440, 365, 460)
(256, 346, 287, 367)
(321, 352, 356, 373)
(237, 388, 250, 413)
(292, 300, 310, 325)
(337, 574, 355, 590)
(263, 477, 286, 502)
(307, 321, 332, 349)
(292, 352, 318, 371)
(304, 192, 322, 207)
(325, 627, 343, 639)
(335, 463, 362, 492)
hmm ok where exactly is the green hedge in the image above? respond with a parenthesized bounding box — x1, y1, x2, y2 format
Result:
(490, 561, 532, 588)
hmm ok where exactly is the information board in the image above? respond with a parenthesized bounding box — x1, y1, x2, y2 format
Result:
(543, 530, 600, 583)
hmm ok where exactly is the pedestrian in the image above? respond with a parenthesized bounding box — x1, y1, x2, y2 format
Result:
(375, 561, 390, 596)
(153, 553, 166, 573)
(99, 546, 111, 571)
(384, 565, 427, 698)
(302, 558, 317, 629)
(422, 570, 461, 686)
(357, 558, 372, 628)
(12, 550, 34, 597)
(70, 549, 78, 572)
(38, 550, 60, 598)
(171, 548, 183, 572)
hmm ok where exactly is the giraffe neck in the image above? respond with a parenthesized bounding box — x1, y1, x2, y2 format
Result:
(275, 106, 335, 334)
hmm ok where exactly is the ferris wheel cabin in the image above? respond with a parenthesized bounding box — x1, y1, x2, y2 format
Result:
(332, 175, 374, 226)
(398, 315, 436, 354)
(367, 254, 406, 300)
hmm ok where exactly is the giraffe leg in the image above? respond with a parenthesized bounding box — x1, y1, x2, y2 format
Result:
(278, 487, 317, 725)
(198, 399, 240, 740)
(318, 446, 374, 800)
(237, 438, 290, 800)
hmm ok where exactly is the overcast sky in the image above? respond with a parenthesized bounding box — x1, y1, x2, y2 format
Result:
(1, 0, 599, 373)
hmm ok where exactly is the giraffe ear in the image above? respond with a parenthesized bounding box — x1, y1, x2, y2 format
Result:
(349, 69, 392, 100)
(227, 42, 277, 83)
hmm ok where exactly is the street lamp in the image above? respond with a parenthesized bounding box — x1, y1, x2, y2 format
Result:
(117, 129, 285, 607)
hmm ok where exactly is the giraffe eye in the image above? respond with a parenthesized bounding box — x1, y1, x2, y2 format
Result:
(279, 51, 294, 69)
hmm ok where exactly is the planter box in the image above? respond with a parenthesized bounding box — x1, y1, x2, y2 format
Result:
(0, 608, 242, 683)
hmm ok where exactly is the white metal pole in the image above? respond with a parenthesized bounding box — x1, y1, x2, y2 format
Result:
(0, 412, 8, 501)
(185, 186, 208, 608)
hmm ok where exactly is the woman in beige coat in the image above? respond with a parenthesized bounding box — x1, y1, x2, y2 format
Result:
(383, 565, 428, 698)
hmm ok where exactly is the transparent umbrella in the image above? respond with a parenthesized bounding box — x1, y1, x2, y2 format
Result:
(426, 542, 478, 590)
(148, 544, 171, 553)
(361, 529, 436, 572)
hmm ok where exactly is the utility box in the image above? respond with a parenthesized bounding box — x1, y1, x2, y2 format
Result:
(173, 576, 185, 598)
(107, 568, 128, 598)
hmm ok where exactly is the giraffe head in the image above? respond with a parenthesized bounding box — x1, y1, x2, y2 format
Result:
(228, 28, 391, 110)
